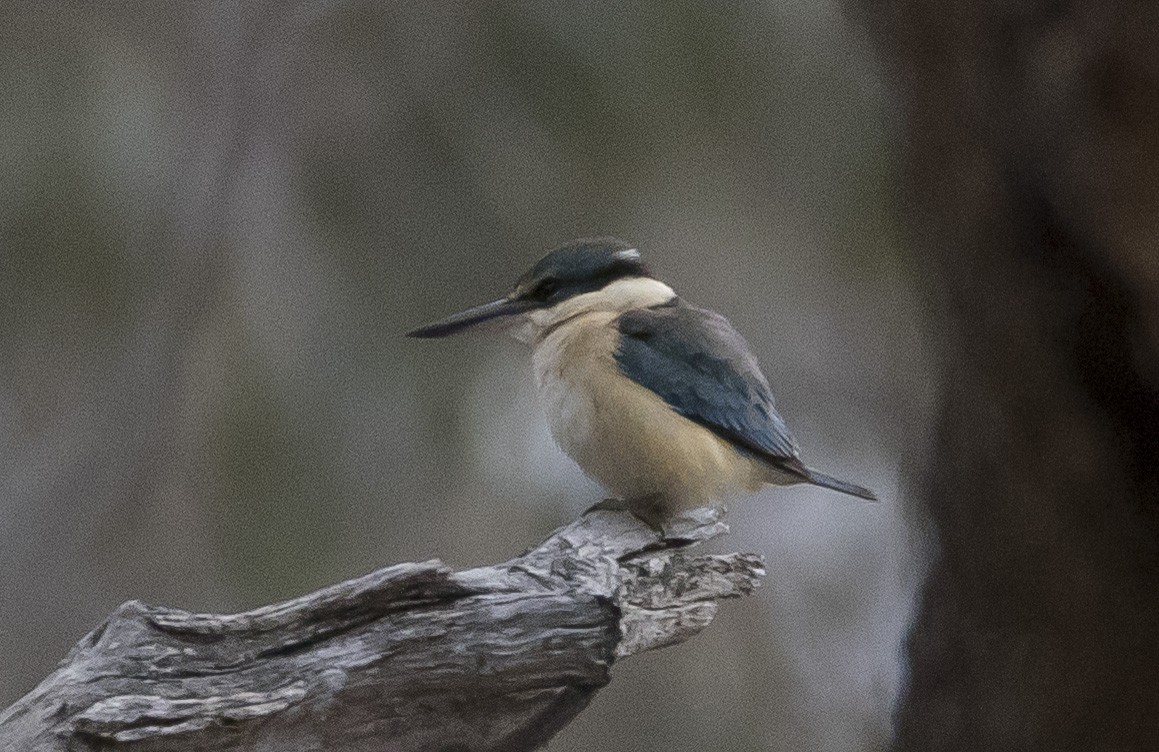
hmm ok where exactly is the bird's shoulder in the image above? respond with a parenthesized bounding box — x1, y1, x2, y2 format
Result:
(617, 299, 760, 369)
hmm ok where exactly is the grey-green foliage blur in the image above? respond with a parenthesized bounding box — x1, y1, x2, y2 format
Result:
(0, 2, 932, 750)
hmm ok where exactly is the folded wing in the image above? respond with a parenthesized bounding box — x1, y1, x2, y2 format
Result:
(614, 300, 801, 466)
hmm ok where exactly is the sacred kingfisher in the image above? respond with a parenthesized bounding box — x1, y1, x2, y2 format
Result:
(408, 238, 876, 525)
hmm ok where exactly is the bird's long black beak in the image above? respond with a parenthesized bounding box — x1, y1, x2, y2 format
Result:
(406, 297, 533, 338)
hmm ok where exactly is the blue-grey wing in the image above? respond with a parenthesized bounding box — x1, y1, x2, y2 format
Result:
(614, 300, 800, 463)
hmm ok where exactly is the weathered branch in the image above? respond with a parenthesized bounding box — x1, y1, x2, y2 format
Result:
(0, 505, 763, 752)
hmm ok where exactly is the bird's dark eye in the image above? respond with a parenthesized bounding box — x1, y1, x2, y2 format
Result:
(534, 278, 560, 299)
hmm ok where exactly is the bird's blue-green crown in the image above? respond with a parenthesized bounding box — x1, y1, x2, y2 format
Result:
(513, 237, 650, 304)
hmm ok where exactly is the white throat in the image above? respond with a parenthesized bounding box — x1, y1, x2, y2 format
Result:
(513, 277, 676, 343)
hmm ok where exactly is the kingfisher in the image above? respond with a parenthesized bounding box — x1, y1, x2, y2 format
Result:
(408, 237, 876, 526)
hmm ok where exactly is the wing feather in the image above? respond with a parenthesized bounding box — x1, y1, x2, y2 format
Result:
(614, 301, 800, 463)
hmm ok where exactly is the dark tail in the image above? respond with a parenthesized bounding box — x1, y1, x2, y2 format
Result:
(800, 466, 877, 501)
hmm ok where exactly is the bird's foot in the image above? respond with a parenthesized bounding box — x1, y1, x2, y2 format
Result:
(582, 498, 631, 515)
(660, 505, 729, 545)
(581, 497, 729, 548)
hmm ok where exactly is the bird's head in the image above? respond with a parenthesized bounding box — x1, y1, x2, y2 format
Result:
(407, 237, 671, 339)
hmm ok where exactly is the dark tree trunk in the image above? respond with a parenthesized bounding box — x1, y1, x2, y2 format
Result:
(864, 1, 1159, 749)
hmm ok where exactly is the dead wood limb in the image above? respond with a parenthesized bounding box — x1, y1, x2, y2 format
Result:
(0, 506, 764, 752)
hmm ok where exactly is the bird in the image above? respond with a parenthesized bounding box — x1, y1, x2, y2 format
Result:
(407, 237, 876, 527)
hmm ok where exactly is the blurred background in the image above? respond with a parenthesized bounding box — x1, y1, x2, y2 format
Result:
(0, 2, 935, 750)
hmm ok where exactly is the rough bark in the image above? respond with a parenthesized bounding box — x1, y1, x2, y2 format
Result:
(862, 1, 1159, 750)
(0, 505, 763, 752)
